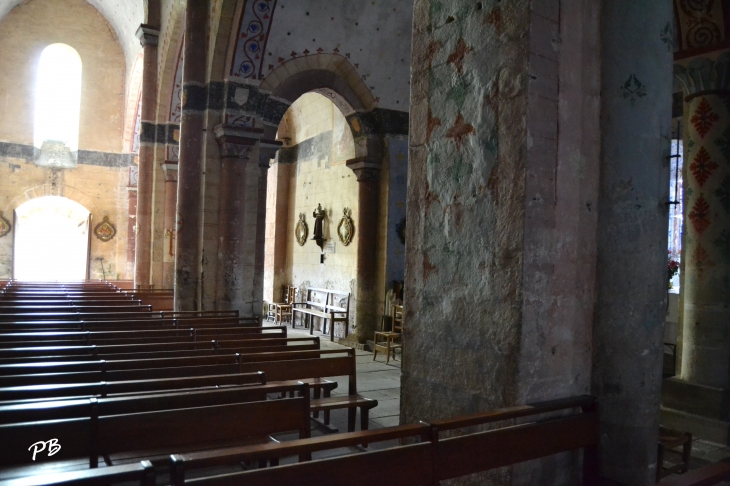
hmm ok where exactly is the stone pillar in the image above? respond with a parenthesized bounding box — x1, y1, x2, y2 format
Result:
(346, 156, 381, 342)
(133, 24, 160, 289)
(174, 0, 208, 310)
(593, 0, 673, 483)
(213, 125, 262, 312)
(663, 54, 730, 444)
(253, 140, 282, 315)
(161, 161, 177, 289)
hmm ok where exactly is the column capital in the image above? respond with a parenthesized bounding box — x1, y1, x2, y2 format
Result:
(346, 156, 382, 182)
(675, 53, 730, 99)
(213, 125, 263, 160)
(136, 24, 160, 46)
(161, 160, 178, 182)
(258, 139, 283, 168)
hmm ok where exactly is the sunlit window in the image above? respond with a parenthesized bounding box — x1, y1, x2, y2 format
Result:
(34, 44, 82, 166)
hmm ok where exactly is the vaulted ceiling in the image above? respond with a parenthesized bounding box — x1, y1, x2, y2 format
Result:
(0, 0, 144, 71)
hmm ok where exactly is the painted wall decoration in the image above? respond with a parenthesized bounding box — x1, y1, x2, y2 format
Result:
(0, 211, 10, 238)
(229, 0, 413, 110)
(94, 216, 116, 242)
(337, 207, 354, 246)
(295, 213, 308, 246)
(230, 0, 278, 79)
(674, 0, 729, 58)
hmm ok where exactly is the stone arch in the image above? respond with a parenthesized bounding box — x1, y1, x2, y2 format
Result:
(7, 183, 99, 217)
(122, 51, 144, 151)
(258, 57, 383, 162)
(156, 3, 185, 124)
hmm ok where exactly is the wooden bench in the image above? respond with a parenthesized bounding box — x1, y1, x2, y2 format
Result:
(0, 339, 320, 365)
(0, 336, 318, 362)
(657, 460, 730, 486)
(168, 395, 600, 486)
(0, 461, 155, 486)
(0, 381, 307, 425)
(0, 383, 311, 472)
(170, 423, 430, 485)
(0, 325, 287, 347)
(292, 288, 350, 342)
(0, 371, 266, 401)
(238, 348, 377, 432)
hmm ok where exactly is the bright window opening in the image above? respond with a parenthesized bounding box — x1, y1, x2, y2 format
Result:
(14, 196, 90, 282)
(34, 44, 82, 166)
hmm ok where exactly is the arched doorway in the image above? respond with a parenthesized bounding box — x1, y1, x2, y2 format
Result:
(13, 196, 91, 281)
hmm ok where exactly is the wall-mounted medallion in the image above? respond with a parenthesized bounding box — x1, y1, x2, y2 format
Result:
(0, 212, 10, 238)
(94, 216, 116, 242)
(337, 207, 354, 246)
(295, 213, 308, 246)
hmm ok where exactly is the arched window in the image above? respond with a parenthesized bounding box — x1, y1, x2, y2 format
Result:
(34, 44, 82, 167)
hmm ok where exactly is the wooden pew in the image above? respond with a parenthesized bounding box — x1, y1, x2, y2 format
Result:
(0, 340, 320, 365)
(0, 371, 265, 400)
(237, 348, 377, 432)
(170, 395, 600, 486)
(292, 288, 350, 342)
(0, 384, 311, 471)
(170, 423, 431, 486)
(0, 461, 155, 486)
(657, 461, 730, 486)
(0, 336, 318, 362)
(0, 326, 287, 348)
(0, 381, 306, 425)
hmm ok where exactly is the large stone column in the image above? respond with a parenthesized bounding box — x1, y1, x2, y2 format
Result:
(213, 125, 261, 312)
(161, 161, 177, 289)
(133, 23, 159, 289)
(346, 156, 381, 342)
(593, 0, 673, 483)
(174, 0, 208, 310)
(663, 54, 730, 443)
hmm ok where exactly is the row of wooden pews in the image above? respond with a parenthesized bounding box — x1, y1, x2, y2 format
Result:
(0, 281, 382, 484)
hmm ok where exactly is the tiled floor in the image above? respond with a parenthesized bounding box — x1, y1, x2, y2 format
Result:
(661, 438, 730, 484)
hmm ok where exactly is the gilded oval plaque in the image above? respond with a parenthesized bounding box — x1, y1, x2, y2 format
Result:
(94, 216, 116, 242)
(337, 208, 354, 246)
(295, 213, 308, 246)
(0, 212, 10, 238)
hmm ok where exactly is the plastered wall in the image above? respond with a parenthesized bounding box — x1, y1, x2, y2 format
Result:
(0, 0, 130, 280)
(264, 93, 359, 332)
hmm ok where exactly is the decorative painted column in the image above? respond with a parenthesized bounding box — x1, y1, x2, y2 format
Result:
(593, 0, 674, 483)
(663, 54, 730, 443)
(213, 125, 262, 312)
(174, 0, 208, 310)
(161, 161, 177, 289)
(253, 140, 282, 315)
(133, 24, 159, 289)
(346, 156, 381, 342)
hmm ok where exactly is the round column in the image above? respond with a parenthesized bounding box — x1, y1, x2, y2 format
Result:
(133, 24, 159, 289)
(174, 0, 208, 310)
(346, 156, 381, 343)
(213, 125, 262, 312)
(677, 55, 730, 389)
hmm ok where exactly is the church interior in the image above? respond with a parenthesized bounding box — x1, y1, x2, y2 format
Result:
(0, 0, 728, 485)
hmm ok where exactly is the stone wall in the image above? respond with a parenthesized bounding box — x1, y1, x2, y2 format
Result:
(0, 0, 130, 281)
(264, 93, 359, 333)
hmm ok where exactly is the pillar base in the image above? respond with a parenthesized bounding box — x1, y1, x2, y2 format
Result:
(662, 377, 730, 444)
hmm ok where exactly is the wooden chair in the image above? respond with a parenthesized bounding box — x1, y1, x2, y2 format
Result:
(373, 305, 403, 364)
(268, 286, 296, 324)
(657, 426, 692, 482)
